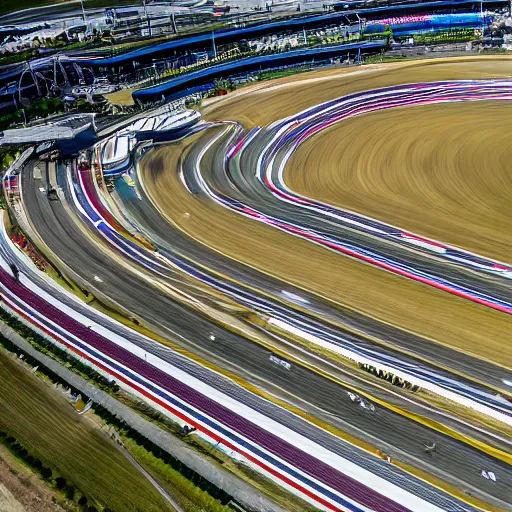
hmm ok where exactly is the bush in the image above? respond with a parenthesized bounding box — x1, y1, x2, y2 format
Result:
(55, 476, 67, 490)
(65, 485, 76, 500)
(41, 466, 53, 479)
(0, 310, 105, 397)
(17, 448, 28, 458)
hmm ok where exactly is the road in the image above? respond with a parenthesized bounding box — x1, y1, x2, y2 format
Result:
(121, 146, 512, 427)
(205, 113, 512, 312)
(4, 176, 474, 512)
(143, 122, 512, 394)
(14, 145, 512, 509)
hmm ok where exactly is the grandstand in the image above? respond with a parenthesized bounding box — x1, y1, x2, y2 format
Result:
(0, 0, 507, 115)
(132, 41, 386, 103)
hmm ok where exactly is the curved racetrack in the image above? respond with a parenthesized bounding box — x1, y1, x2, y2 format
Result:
(286, 101, 512, 263)
(11, 55, 512, 512)
(142, 57, 512, 367)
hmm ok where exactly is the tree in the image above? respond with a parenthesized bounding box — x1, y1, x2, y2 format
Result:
(41, 467, 53, 479)
(55, 477, 67, 490)
(65, 486, 75, 500)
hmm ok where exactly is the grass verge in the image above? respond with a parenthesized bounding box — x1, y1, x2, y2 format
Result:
(122, 437, 233, 512)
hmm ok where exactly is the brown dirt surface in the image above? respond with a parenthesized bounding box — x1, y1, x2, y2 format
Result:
(286, 100, 512, 264)
(0, 445, 64, 512)
(202, 56, 512, 126)
(141, 56, 512, 368)
(105, 88, 136, 106)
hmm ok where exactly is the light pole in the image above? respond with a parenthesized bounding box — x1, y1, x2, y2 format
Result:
(356, 13, 362, 38)
(142, 0, 152, 37)
(171, 12, 178, 34)
(79, 0, 86, 24)
(480, 0, 484, 39)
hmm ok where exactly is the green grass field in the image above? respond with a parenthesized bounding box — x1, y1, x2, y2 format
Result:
(0, 347, 174, 511)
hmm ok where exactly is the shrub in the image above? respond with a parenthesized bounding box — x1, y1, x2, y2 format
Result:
(65, 485, 76, 500)
(55, 476, 67, 490)
(41, 467, 53, 479)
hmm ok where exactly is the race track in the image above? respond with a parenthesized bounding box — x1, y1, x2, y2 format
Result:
(144, 57, 512, 366)
(6, 55, 512, 512)
(286, 101, 512, 264)
(16, 157, 508, 512)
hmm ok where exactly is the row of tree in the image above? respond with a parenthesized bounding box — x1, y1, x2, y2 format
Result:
(0, 430, 101, 511)
(0, 97, 65, 131)
(1, 309, 119, 394)
(412, 28, 475, 45)
(358, 362, 420, 391)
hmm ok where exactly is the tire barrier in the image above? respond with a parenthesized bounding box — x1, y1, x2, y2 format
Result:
(358, 363, 420, 392)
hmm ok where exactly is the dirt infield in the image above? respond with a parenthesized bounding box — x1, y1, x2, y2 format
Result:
(286, 100, 512, 263)
(142, 57, 512, 367)
(105, 88, 136, 106)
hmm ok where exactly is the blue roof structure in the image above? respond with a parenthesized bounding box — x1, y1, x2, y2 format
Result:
(132, 40, 386, 102)
(333, 0, 504, 10)
(78, 0, 504, 67)
(390, 12, 486, 33)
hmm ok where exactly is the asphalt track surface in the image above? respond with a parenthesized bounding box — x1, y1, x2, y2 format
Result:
(0, 232, 491, 512)
(132, 148, 512, 425)
(151, 63, 512, 372)
(210, 109, 512, 312)
(17, 136, 512, 509)
(12, 65, 512, 509)
(284, 101, 512, 266)
(156, 123, 512, 392)
(169, 83, 512, 422)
